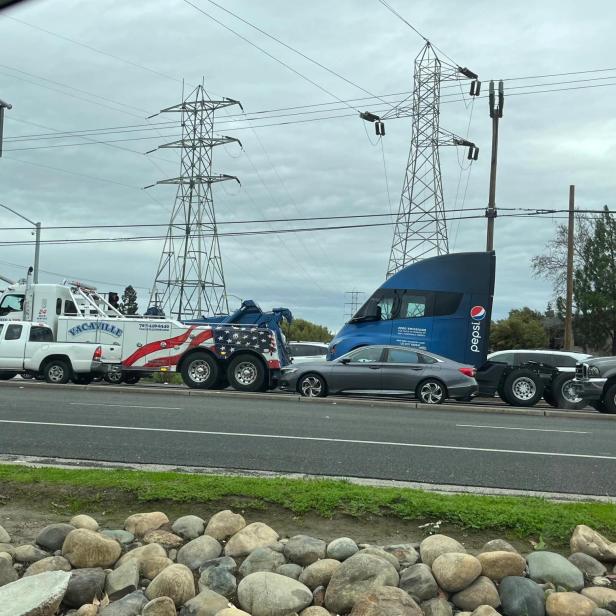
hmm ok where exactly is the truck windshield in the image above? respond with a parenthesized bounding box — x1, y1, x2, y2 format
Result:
(0, 294, 24, 317)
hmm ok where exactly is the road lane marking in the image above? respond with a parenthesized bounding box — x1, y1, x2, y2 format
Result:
(456, 424, 590, 434)
(69, 403, 182, 411)
(0, 419, 614, 461)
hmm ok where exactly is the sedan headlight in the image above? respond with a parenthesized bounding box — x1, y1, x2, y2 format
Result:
(589, 366, 601, 377)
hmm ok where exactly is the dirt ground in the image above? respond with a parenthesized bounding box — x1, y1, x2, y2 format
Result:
(0, 483, 533, 554)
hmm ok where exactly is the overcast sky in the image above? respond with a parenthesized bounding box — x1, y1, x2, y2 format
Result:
(0, 0, 614, 332)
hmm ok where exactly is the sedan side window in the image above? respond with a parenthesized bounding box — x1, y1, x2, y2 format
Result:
(386, 348, 420, 364)
(348, 347, 383, 363)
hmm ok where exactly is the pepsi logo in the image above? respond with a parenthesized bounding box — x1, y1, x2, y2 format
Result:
(470, 306, 486, 321)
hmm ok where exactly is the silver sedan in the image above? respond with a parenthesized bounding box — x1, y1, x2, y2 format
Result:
(279, 345, 478, 404)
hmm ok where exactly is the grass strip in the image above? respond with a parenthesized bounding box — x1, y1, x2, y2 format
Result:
(0, 464, 614, 543)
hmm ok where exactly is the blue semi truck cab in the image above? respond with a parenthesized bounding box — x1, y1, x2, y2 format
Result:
(329, 251, 495, 367)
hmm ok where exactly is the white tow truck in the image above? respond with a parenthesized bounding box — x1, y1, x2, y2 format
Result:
(0, 272, 285, 391)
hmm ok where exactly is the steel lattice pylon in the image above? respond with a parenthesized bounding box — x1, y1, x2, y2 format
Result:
(149, 85, 241, 319)
(387, 43, 447, 276)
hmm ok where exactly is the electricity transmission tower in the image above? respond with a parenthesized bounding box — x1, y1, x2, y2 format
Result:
(344, 290, 364, 320)
(362, 42, 479, 277)
(148, 85, 241, 319)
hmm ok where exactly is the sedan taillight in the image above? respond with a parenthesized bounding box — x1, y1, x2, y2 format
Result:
(459, 367, 476, 378)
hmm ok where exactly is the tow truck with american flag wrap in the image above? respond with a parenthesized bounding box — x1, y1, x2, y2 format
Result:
(0, 275, 287, 391)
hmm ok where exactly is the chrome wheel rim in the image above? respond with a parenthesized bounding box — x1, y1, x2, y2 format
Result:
(48, 365, 65, 383)
(234, 361, 257, 386)
(420, 382, 443, 404)
(512, 377, 536, 401)
(107, 371, 122, 383)
(188, 360, 211, 383)
(561, 379, 582, 404)
(301, 376, 322, 397)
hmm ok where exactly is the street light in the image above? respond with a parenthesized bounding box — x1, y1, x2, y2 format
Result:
(0, 202, 41, 283)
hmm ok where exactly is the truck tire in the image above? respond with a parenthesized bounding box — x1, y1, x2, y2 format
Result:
(44, 359, 71, 384)
(227, 354, 266, 392)
(181, 352, 219, 389)
(602, 384, 616, 414)
(72, 374, 93, 385)
(122, 374, 141, 385)
(0, 372, 17, 380)
(543, 388, 557, 407)
(502, 369, 544, 407)
(590, 400, 608, 413)
(551, 373, 587, 410)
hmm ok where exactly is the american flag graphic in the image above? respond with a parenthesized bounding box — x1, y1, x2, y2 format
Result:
(212, 325, 276, 357)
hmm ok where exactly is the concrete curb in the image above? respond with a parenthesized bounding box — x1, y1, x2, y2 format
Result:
(1, 380, 613, 420)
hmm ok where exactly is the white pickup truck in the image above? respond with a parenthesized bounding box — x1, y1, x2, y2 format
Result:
(0, 320, 115, 384)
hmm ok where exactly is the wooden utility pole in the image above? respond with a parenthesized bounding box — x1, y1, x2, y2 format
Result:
(563, 185, 575, 350)
(486, 81, 504, 251)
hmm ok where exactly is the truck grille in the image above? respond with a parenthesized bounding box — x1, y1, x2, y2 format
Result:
(575, 363, 588, 380)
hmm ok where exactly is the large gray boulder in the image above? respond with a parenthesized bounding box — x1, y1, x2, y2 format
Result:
(238, 546, 285, 578)
(571, 525, 616, 562)
(420, 597, 453, 616)
(382, 544, 419, 568)
(399, 563, 438, 603)
(283, 535, 327, 566)
(63, 567, 106, 608)
(527, 551, 584, 591)
(99, 590, 148, 616)
(299, 558, 341, 590)
(0, 558, 18, 588)
(569, 552, 607, 578)
(238, 571, 313, 616)
(198, 562, 236, 598)
(325, 552, 400, 614)
(350, 586, 423, 615)
(36, 523, 75, 552)
(0, 570, 70, 616)
(23, 556, 71, 577)
(105, 560, 140, 600)
(145, 563, 196, 607)
(172, 515, 205, 541)
(176, 535, 222, 571)
(327, 537, 359, 561)
(225, 522, 279, 558)
(204, 510, 246, 541)
(498, 575, 545, 616)
(178, 589, 228, 616)
(451, 576, 500, 611)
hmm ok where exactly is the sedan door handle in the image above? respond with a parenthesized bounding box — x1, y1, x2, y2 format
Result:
(368, 366, 381, 370)
(409, 367, 423, 371)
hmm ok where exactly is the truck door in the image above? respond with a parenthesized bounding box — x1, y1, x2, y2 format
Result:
(390, 291, 434, 352)
(24, 325, 55, 361)
(0, 324, 27, 369)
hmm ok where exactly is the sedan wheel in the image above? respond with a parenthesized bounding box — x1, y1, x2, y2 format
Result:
(299, 374, 327, 398)
(417, 379, 445, 404)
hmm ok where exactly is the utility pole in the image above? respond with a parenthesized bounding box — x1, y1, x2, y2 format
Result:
(0, 97, 12, 158)
(147, 84, 241, 319)
(486, 80, 504, 252)
(564, 185, 575, 350)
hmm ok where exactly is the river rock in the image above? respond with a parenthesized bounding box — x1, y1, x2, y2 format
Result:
(0, 554, 10, 565)
(451, 576, 500, 611)
(36, 523, 75, 552)
(0, 558, 18, 587)
(146, 563, 196, 607)
(499, 575, 546, 616)
(0, 570, 71, 616)
(101, 529, 135, 545)
(99, 590, 148, 616)
(178, 588, 228, 616)
(432, 553, 482, 592)
(571, 526, 616, 562)
(106, 560, 139, 600)
(172, 515, 205, 540)
(299, 609, 331, 616)
(327, 537, 359, 561)
(284, 535, 327, 566)
(383, 544, 419, 567)
(546, 591, 597, 616)
(480, 539, 519, 554)
(478, 550, 527, 581)
(277, 562, 303, 579)
(142, 596, 177, 616)
(216, 610, 252, 616)
(144, 529, 184, 549)
(24, 555, 72, 577)
(591, 609, 615, 616)
(399, 563, 438, 602)
(225, 522, 279, 558)
(239, 546, 285, 577)
(63, 567, 106, 608)
(569, 553, 607, 578)
(76, 605, 99, 616)
(177, 535, 222, 571)
(238, 571, 313, 616)
(124, 512, 169, 538)
(62, 529, 121, 568)
(358, 547, 401, 571)
(0, 546, 14, 559)
(14, 544, 49, 563)
(299, 558, 341, 589)
(199, 562, 236, 597)
(527, 551, 584, 591)
(421, 597, 453, 616)
(419, 534, 466, 567)
(350, 585, 422, 615)
(204, 509, 246, 541)
(471, 607, 500, 616)
(70, 514, 99, 531)
(325, 552, 400, 614)
(0, 526, 9, 544)
(199, 556, 237, 575)
(581, 587, 616, 608)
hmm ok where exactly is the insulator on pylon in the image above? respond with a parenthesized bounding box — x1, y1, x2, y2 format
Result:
(375, 121, 385, 136)
(470, 80, 481, 96)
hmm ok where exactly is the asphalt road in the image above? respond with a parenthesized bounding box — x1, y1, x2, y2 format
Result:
(0, 384, 614, 496)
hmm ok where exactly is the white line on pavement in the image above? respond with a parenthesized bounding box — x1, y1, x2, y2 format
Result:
(69, 403, 182, 411)
(0, 419, 613, 461)
(456, 424, 590, 435)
